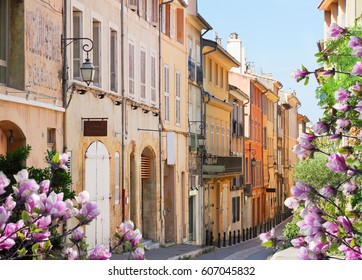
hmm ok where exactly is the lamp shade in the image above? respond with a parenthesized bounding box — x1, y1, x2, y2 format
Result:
(80, 58, 95, 86)
(197, 135, 206, 149)
(251, 157, 257, 166)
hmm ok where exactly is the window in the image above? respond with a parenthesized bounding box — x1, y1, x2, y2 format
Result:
(47, 128, 56, 151)
(176, 8, 184, 44)
(140, 47, 146, 99)
(140, 0, 147, 20)
(221, 126, 225, 155)
(170, 7, 175, 38)
(232, 197, 240, 223)
(128, 40, 135, 96)
(114, 152, 120, 205)
(164, 65, 170, 122)
(129, 0, 137, 11)
(216, 125, 220, 155)
(215, 63, 218, 86)
(151, 0, 158, 26)
(210, 123, 214, 154)
(176, 71, 181, 125)
(220, 67, 224, 89)
(151, 54, 157, 103)
(0, 0, 7, 84)
(110, 30, 117, 92)
(92, 20, 101, 86)
(208, 58, 212, 83)
(72, 10, 82, 80)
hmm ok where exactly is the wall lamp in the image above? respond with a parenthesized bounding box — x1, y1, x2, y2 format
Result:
(61, 36, 95, 86)
(142, 109, 149, 114)
(96, 93, 105, 99)
(131, 104, 138, 110)
(8, 130, 14, 144)
(77, 89, 87, 95)
(152, 112, 159, 117)
(114, 100, 122, 106)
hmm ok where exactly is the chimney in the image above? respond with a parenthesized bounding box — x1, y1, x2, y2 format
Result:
(227, 32, 246, 74)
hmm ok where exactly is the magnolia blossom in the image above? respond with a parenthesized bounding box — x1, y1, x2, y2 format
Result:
(312, 122, 329, 135)
(342, 182, 358, 196)
(75, 191, 90, 205)
(0, 171, 10, 195)
(339, 244, 362, 260)
(0, 206, 10, 227)
(33, 231, 51, 242)
(35, 215, 52, 229)
(348, 36, 362, 47)
(39, 180, 50, 194)
(89, 244, 112, 260)
(323, 221, 339, 235)
(326, 153, 348, 172)
(131, 229, 142, 247)
(4, 196, 16, 211)
(328, 23, 346, 39)
(72, 227, 84, 242)
(334, 88, 350, 103)
(337, 216, 352, 233)
(291, 181, 310, 201)
(348, 82, 361, 95)
(297, 247, 318, 260)
(293, 68, 309, 82)
(352, 46, 362, 57)
(131, 246, 145, 260)
(13, 169, 29, 183)
(284, 197, 299, 210)
(77, 201, 100, 224)
(291, 237, 305, 248)
(335, 118, 350, 133)
(45, 191, 67, 219)
(351, 61, 362, 76)
(0, 236, 16, 251)
(333, 103, 349, 112)
(17, 179, 39, 199)
(117, 220, 136, 241)
(293, 144, 314, 160)
(65, 247, 79, 260)
(259, 228, 275, 242)
(319, 186, 335, 199)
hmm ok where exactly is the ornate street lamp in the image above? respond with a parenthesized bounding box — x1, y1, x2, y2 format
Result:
(61, 36, 95, 86)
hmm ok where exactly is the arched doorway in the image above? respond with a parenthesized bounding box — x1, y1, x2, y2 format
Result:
(85, 141, 110, 248)
(0, 121, 26, 155)
(141, 147, 157, 241)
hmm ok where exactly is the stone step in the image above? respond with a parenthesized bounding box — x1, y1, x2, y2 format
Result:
(142, 239, 160, 251)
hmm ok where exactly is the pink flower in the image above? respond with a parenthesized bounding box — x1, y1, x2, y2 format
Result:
(348, 36, 362, 47)
(337, 216, 352, 233)
(326, 153, 348, 172)
(17, 179, 39, 199)
(4, 196, 16, 211)
(77, 201, 100, 224)
(259, 228, 275, 242)
(131, 246, 145, 260)
(335, 87, 350, 103)
(297, 247, 318, 260)
(131, 229, 142, 247)
(339, 244, 362, 260)
(0, 236, 16, 250)
(13, 169, 29, 183)
(328, 23, 346, 39)
(72, 227, 84, 242)
(319, 186, 335, 199)
(65, 247, 79, 260)
(0, 171, 10, 195)
(293, 144, 314, 160)
(89, 244, 111, 260)
(352, 46, 362, 57)
(293, 68, 309, 82)
(117, 220, 135, 241)
(333, 103, 349, 112)
(35, 215, 52, 229)
(291, 237, 305, 248)
(297, 213, 323, 236)
(335, 118, 350, 133)
(39, 180, 50, 194)
(291, 181, 310, 201)
(342, 182, 358, 196)
(349, 82, 361, 95)
(75, 191, 90, 205)
(284, 197, 299, 210)
(33, 231, 51, 242)
(312, 122, 329, 135)
(0, 206, 10, 227)
(351, 61, 362, 76)
(46, 192, 67, 218)
(323, 221, 339, 235)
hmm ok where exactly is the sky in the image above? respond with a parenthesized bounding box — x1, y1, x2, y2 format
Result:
(198, 0, 325, 125)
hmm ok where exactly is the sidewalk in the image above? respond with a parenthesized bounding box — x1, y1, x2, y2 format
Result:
(111, 216, 294, 260)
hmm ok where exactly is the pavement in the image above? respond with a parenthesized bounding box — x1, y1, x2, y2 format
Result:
(111, 216, 296, 260)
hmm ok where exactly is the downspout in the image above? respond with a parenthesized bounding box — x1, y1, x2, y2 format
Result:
(199, 26, 211, 245)
(158, 0, 174, 243)
(275, 84, 282, 215)
(62, 0, 68, 153)
(121, 0, 126, 221)
(261, 89, 267, 223)
(242, 98, 250, 212)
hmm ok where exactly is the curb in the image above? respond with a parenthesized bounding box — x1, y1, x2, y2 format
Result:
(167, 246, 217, 260)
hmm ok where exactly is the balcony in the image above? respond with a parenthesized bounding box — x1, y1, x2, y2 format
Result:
(196, 65, 203, 84)
(203, 155, 243, 176)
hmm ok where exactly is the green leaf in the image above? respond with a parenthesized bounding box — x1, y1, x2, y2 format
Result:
(329, 243, 339, 252)
(32, 207, 41, 215)
(22, 210, 29, 222)
(19, 248, 27, 257)
(52, 153, 60, 163)
(262, 240, 273, 248)
(32, 243, 39, 253)
(113, 232, 121, 239)
(321, 233, 327, 244)
(17, 231, 24, 240)
(350, 239, 355, 248)
(304, 75, 310, 85)
(43, 240, 52, 250)
(338, 147, 349, 154)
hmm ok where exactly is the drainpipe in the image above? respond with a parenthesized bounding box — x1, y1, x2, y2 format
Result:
(62, 0, 68, 153)
(158, 0, 174, 243)
(121, 0, 126, 221)
(275, 84, 282, 216)
(242, 97, 250, 227)
(199, 26, 211, 245)
(261, 89, 267, 224)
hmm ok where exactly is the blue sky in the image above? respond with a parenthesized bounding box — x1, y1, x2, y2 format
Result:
(198, 0, 324, 124)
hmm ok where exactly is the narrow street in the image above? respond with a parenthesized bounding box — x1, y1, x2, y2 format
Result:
(193, 217, 291, 260)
